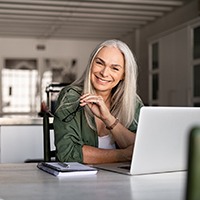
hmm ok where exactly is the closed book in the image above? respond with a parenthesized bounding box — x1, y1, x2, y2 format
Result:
(37, 162, 98, 177)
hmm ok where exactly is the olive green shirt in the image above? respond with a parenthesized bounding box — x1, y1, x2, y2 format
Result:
(53, 85, 143, 163)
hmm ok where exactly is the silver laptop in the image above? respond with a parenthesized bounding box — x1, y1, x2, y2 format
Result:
(95, 106, 200, 175)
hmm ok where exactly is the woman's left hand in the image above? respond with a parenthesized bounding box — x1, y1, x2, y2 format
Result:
(80, 93, 111, 120)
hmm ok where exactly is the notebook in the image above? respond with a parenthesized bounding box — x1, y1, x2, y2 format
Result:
(37, 162, 98, 177)
(95, 106, 200, 175)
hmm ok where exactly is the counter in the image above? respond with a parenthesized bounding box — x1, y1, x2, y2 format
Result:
(0, 117, 45, 163)
(0, 116, 43, 125)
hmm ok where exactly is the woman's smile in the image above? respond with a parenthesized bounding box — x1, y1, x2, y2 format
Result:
(95, 74, 112, 84)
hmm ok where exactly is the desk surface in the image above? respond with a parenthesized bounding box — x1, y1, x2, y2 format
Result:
(0, 163, 186, 200)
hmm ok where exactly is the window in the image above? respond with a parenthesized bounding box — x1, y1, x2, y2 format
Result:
(193, 26, 200, 59)
(2, 68, 38, 113)
(149, 42, 159, 105)
(152, 74, 159, 100)
(2, 59, 38, 115)
(193, 64, 200, 97)
(192, 25, 200, 106)
(152, 43, 159, 69)
(0, 58, 77, 116)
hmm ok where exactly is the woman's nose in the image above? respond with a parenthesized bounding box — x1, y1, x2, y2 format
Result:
(100, 66, 109, 76)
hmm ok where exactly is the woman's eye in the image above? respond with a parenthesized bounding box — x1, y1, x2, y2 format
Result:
(112, 66, 119, 71)
(95, 61, 103, 65)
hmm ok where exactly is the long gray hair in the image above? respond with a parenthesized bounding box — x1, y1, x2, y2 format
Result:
(73, 39, 138, 130)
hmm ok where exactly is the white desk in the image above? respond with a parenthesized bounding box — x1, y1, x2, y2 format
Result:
(0, 163, 186, 200)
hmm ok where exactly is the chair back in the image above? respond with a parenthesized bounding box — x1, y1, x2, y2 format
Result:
(43, 112, 56, 162)
(186, 127, 200, 200)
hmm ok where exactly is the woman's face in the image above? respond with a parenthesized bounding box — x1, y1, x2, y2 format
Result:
(91, 46, 125, 94)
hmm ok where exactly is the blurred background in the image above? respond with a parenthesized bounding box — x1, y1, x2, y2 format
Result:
(0, 0, 199, 117)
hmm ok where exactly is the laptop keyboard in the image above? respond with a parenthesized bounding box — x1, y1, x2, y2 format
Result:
(118, 165, 130, 170)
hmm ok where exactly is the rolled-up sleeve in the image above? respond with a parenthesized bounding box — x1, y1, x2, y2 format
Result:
(53, 114, 84, 162)
(53, 86, 85, 163)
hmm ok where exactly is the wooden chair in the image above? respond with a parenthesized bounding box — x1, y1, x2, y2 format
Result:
(43, 112, 56, 162)
(186, 127, 200, 200)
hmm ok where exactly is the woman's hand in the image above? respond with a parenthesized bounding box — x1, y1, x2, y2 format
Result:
(80, 93, 111, 121)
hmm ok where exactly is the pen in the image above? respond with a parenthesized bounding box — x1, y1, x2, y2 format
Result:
(58, 162, 70, 168)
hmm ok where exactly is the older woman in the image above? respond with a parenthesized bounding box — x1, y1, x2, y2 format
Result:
(53, 39, 143, 164)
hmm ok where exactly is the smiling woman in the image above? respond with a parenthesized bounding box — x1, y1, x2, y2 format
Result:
(53, 39, 143, 164)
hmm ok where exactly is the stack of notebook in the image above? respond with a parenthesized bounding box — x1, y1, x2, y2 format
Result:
(37, 162, 98, 177)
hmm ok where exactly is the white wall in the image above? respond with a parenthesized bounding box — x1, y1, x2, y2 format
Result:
(159, 27, 189, 106)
